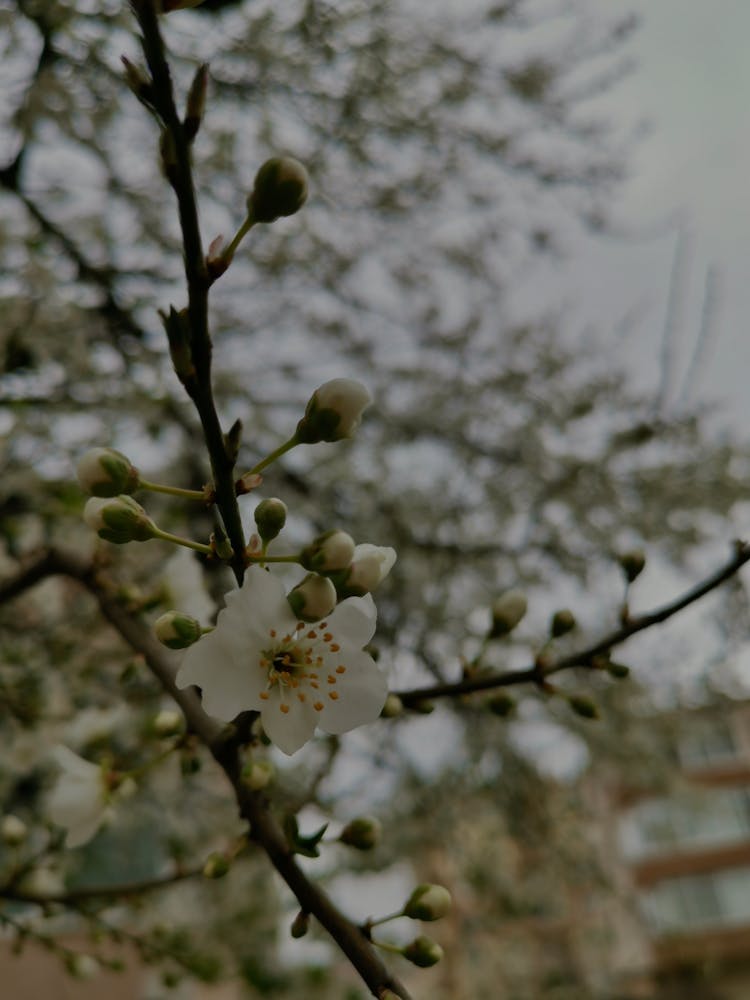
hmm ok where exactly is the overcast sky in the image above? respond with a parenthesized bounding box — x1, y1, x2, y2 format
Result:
(558, 0, 750, 430)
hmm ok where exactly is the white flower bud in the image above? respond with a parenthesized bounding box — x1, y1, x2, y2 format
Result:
(296, 379, 372, 444)
(83, 496, 157, 544)
(18, 866, 64, 899)
(76, 448, 140, 497)
(152, 709, 184, 738)
(338, 544, 397, 597)
(241, 759, 275, 791)
(66, 954, 100, 980)
(1, 814, 28, 846)
(381, 693, 403, 718)
(489, 590, 527, 637)
(247, 156, 309, 223)
(154, 611, 203, 650)
(300, 530, 356, 573)
(287, 574, 337, 623)
(403, 884, 452, 921)
(254, 498, 287, 543)
(402, 935, 444, 968)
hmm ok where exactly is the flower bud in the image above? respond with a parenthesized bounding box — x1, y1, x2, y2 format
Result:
(241, 759, 275, 791)
(605, 661, 631, 679)
(154, 611, 203, 650)
(381, 694, 403, 718)
(287, 574, 337, 623)
(402, 935, 444, 968)
(296, 379, 372, 444)
(290, 910, 310, 939)
(247, 156, 309, 224)
(152, 709, 184, 738)
(65, 954, 100, 980)
(339, 816, 382, 851)
(253, 498, 287, 543)
(619, 549, 646, 583)
(1, 814, 28, 846)
(568, 694, 599, 720)
(300, 530, 355, 573)
(403, 884, 452, 921)
(487, 692, 515, 717)
(202, 852, 230, 879)
(336, 544, 397, 598)
(489, 590, 527, 637)
(83, 496, 157, 544)
(76, 448, 139, 498)
(550, 609, 576, 638)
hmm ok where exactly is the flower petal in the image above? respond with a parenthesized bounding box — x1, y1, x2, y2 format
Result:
(326, 594, 377, 648)
(317, 652, 388, 734)
(176, 628, 267, 721)
(261, 689, 318, 756)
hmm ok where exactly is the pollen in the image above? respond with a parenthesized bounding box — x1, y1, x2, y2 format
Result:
(323, 633, 333, 642)
(280, 703, 290, 714)
(329, 643, 340, 652)
(319, 622, 328, 629)
(298, 692, 306, 702)
(307, 630, 318, 640)
(314, 701, 324, 712)
(329, 691, 339, 701)
(327, 675, 336, 684)
(269, 630, 277, 638)
(336, 665, 346, 674)
(260, 692, 270, 701)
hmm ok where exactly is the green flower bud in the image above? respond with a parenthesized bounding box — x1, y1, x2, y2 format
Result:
(241, 759, 275, 791)
(287, 574, 337, 623)
(568, 694, 599, 720)
(202, 852, 230, 879)
(1, 814, 28, 846)
(253, 498, 288, 544)
(76, 448, 139, 497)
(487, 692, 515, 717)
(151, 709, 184, 738)
(403, 884, 452, 921)
(550, 609, 576, 638)
(381, 694, 403, 718)
(605, 661, 631, 679)
(296, 378, 372, 444)
(402, 935, 444, 968)
(489, 590, 527, 637)
(154, 611, 203, 650)
(247, 156, 309, 224)
(83, 496, 157, 544)
(339, 816, 382, 851)
(300, 530, 355, 573)
(618, 549, 646, 583)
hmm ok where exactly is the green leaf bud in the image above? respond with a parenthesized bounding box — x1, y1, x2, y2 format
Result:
(253, 498, 288, 544)
(296, 378, 372, 444)
(290, 910, 310, 939)
(403, 884, 452, 921)
(287, 574, 337, 623)
(300, 530, 355, 573)
(618, 549, 646, 584)
(247, 156, 309, 224)
(402, 935, 444, 968)
(154, 611, 202, 650)
(605, 661, 631, 679)
(489, 590, 527, 637)
(76, 448, 140, 497)
(550, 609, 576, 638)
(339, 816, 382, 851)
(83, 496, 157, 544)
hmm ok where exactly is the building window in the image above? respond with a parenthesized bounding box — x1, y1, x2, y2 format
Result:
(642, 866, 750, 934)
(678, 717, 737, 770)
(619, 787, 750, 859)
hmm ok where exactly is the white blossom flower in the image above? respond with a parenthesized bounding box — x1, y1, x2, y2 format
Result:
(176, 567, 388, 755)
(338, 544, 397, 597)
(296, 378, 372, 443)
(47, 746, 125, 848)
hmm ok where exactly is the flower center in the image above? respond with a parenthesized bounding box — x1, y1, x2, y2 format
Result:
(258, 621, 347, 714)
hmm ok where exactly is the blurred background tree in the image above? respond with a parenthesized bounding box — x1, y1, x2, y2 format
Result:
(2, 0, 749, 997)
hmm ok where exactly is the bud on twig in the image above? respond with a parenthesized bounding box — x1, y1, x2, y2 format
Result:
(1, 814, 28, 847)
(287, 574, 337, 622)
(567, 694, 599, 720)
(301, 530, 355, 573)
(247, 156, 309, 224)
(550, 609, 576, 638)
(202, 852, 230, 879)
(403, 884, 452, 921)
(241, 759, 274, 791)
(618, 549, 646, 584)
(184, 63, 208, 142)
(339, 816, 382, 851)
(84, 496, 157, 544)
(154, 611, 202, 650)
(489, 590, 527, 637)
(401, 935, 444, 968)
(253, 499, 287, 544)
(487, 692, 515, 717)
(290, 910, 309, 939)
(296, 379, 372, 444)
(76, 448, 140, 498)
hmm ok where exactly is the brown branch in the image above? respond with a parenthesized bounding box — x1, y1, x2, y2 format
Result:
(130, 0, 246, 580)
(394, 540, 750, 707)
(1, 547, 412, 999)
(0, 868, 203, 906)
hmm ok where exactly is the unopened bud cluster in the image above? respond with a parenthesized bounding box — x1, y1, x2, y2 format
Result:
(84, 496, 156, 544)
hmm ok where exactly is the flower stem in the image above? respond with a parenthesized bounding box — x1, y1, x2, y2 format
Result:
(153, 528, 213, 555)
(367, 910, 404, 929)
(125, 739, 182, 782)
(139, 478, 207, 501)
(221, 212, 255, 264)
(244, 435, 299, 477)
